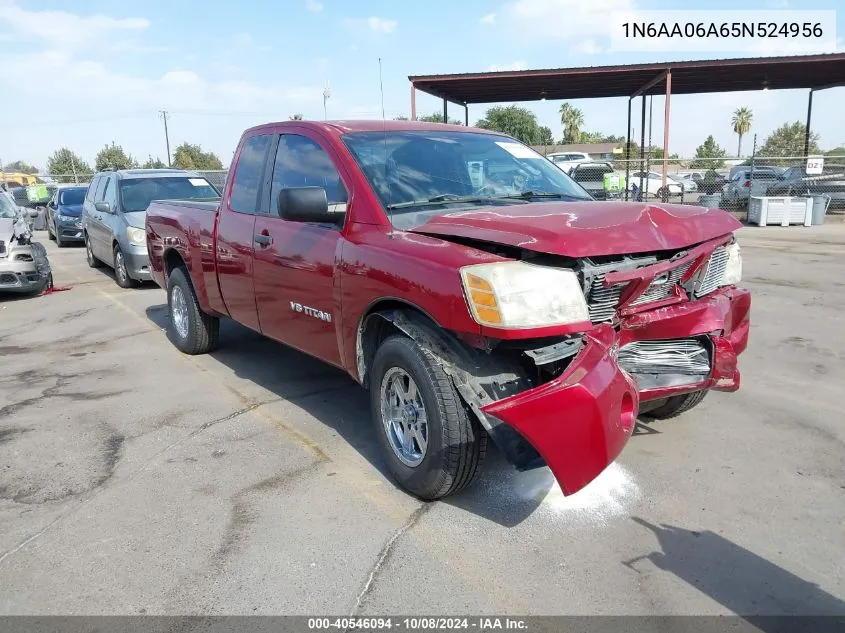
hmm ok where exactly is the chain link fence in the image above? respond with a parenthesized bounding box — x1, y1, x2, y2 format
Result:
(557, 155, 845, 217)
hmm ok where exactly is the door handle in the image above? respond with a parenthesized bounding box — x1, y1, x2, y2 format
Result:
(254, 233, 273, 246)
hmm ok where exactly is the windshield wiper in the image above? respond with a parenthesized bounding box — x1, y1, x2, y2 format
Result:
(385, 194, 488, 210)
(496, 191, 591, 201)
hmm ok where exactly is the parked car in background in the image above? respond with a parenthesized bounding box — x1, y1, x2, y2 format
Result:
(547, 152, 592, 173)
(697, 170, 729, 195)
(83, 169, 219, 288)
(627, 171, 683, 198)
(766, 164, 845, 208)
(674, 174, 698, 193)
(729, 163, 783, 181)
(46, 185, 88, 247)
(568, 162, 622, 200)
(0, 190, 51, 294)
(146, 120, 750, 501)
(721, 167, 783, 206)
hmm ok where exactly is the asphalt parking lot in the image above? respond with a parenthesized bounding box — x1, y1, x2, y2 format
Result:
(1, 224, 844, 617)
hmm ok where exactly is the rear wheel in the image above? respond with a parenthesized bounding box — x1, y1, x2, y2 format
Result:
(85, 234, 102, 268)
(647, 390, 707, 419)
(370, 335, 486, 500)
(167, 266, 220, 355)
(113, 244, 138, 288)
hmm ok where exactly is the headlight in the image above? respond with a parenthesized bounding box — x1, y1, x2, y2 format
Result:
(722, 242, 742, 285)
(460, 261, 589, 328)
(126, 227, 146, 246)
(58, 214, 77, 223)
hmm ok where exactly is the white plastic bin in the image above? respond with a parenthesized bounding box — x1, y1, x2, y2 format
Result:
(747, 196, 812, 227)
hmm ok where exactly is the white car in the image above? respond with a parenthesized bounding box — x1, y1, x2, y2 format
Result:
(627, 171, 684, 197)
(547, 152, 592, 173)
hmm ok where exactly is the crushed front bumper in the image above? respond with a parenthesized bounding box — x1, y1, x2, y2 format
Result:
(0, 242, 51, 294)
(482, 325, 638, 495)
(479, 286, 750, 495)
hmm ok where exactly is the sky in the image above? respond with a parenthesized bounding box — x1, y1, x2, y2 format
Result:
(1, 0, 843, 171)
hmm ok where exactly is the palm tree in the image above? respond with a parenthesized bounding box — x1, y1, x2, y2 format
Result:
(731, 107, 753, 157)
(559, 102, 584, 144)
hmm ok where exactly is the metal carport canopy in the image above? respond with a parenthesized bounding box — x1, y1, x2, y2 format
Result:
(408, 53, 845, 104)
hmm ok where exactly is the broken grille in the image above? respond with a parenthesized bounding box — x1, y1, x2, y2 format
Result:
(618, 338, 711, 376)
(630, 261, 693, 306)
(697, 246, 729, 297)
(587, 275, 624, 323)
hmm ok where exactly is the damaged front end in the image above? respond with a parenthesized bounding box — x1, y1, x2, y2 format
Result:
(0, 215, 52, 294)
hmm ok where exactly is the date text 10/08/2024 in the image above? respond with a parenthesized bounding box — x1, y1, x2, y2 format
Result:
(308, 617, 528, 630)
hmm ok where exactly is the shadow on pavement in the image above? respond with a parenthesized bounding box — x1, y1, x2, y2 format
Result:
(625, 517, 845, 627)
(145, 306, 549, 527)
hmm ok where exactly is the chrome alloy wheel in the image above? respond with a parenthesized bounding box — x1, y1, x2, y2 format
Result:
(379, 367, 428, 467)
(170, 285, 190, 340)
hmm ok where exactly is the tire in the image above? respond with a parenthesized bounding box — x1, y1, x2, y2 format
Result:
(55, 230, 65, 248)
(370, 335, 487, 500)
(47, 221, 55, 241)
(647, 390, 707, 420)
(85, 233, 102, 268)
(113, 244, 138, 288)
(166, 266, 220, 355)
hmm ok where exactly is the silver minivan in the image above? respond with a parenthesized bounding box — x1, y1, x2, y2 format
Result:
(82, 169, 219, 287)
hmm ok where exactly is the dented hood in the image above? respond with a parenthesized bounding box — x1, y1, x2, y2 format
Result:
(410, 201, 741, 257)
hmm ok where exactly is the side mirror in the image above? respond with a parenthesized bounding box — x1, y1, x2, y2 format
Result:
(94, 202, 111, 214)
(277, 187, 340, 223)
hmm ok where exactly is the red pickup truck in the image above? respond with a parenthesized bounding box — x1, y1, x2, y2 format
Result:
(146, 120, 750, 501)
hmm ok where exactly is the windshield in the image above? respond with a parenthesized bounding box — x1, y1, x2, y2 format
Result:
(342, 131, 592, 230)
(59, 187, 87, 205)
(119, 177, 219, 213)
(0, 193, 19, 218)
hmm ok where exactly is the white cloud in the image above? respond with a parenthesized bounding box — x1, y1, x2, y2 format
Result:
(488, 61, 528, 72)
(0, 1, 149, 47)
(233, 32, 253, 46)
(489, 0, 635, 51)
(481, 12, 497, 24)
(344, 16, 397, 34)
(572, 39, 604, 54)
(306, 0, 324, 12)
(111, 39, 170, 54)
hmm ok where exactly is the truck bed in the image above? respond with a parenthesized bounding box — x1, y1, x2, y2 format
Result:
(146, 197, 225, 315)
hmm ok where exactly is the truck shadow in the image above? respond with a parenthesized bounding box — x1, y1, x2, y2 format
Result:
(625, 517, 845, 624)
(146, 305, 650, 527)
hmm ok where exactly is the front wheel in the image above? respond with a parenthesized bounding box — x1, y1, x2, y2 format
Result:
(113, 245, 138, 288)
(370, 335, 487, 500)
(85, 234, 102, 268)
(167, 266, 220, 355)
(647, 390, 707, 419)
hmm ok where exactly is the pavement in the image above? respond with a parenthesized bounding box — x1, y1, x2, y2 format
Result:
(1, 224, 844, 617)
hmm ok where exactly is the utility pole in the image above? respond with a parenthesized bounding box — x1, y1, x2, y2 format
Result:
(322, 83, 331, 121)
(70, 153, 79, 183)
(159, 110, 172, 167)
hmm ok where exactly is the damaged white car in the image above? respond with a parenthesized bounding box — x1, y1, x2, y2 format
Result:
(0, 191, 52, 295)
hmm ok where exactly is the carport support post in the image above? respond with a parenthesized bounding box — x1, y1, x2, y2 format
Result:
(804, 89, 814, 159)
(464, 103, 469, 126)
(662, 70, 672, 191)
(410, 82, 417, 121)
(625, 98, 632, 201)
(639, 95, 646, 199)
(443, 98, 448, 124)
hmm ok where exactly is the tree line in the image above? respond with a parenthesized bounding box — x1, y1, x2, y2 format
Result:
(4, 142, 224, 183)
